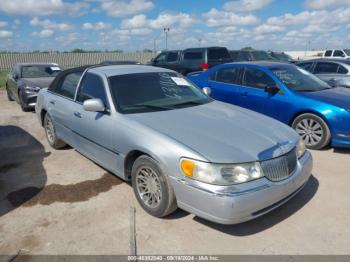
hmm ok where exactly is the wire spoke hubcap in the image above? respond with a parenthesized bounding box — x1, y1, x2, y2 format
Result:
(136, 167, 162, 208)
(296, 118, 323, 146)
(45, 118, 55, 144)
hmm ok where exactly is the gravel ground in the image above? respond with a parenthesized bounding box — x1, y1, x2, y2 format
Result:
(0, 90, 349, 255)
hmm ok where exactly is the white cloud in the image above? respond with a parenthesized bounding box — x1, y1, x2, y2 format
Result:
(55, 32, 81, 46)
(254, 24, 285, 34)
(100, 0, 154, 17)
(203, 8, 259, 27)
(32, 29, 54, 38)
(224, 0, 273, 12)
(121, 13, 197, 29)
(0, 21, 8, 28)
(305, 0, 350, 9)
(0, 30, 13, 38)
(82, 22, 111, 30)
(0, 0, 89, 16)
(30, 17, 73, 31)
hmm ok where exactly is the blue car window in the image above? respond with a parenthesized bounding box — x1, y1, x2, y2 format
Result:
(243, 68, 276, 89)
(211, 68, 240, 84)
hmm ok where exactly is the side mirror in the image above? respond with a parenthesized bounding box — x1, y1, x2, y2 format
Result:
(264, 85, 280, 94)
(202, 87, 212, 96)
(83, 98, 105, 112)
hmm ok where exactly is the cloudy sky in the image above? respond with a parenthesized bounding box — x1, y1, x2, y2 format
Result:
(0, 0, 350, 52)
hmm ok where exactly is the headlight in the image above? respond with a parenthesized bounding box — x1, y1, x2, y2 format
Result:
(296, 138, 306, 159)
(180, 158, 264, 185)
(24, 86, 40, 92)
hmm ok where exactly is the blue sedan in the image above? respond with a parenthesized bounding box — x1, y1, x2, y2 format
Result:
(188, 62, 350, 149)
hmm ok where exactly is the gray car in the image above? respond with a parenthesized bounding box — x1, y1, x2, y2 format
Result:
(35, 65, 313, 224)
(297, 59, 350, 88)
(6, 63, 62, 111)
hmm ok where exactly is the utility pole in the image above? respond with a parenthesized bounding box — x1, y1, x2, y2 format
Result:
(163, 28, 170, 50)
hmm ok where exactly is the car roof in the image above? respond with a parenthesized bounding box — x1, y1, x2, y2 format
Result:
(184, 46, 227, 52)
(16, 62, 59, 67)
(88, 65, 175, 76)
(296, 58, 350, 65)
(226, 61, 294, 68)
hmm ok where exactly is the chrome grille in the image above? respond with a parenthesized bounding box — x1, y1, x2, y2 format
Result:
(261, 148, 297, 182)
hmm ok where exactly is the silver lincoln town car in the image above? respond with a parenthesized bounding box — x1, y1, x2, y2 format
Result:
(36, 65, 313, 224)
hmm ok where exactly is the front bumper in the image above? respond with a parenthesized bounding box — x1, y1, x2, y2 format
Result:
(21, 91, 38, 107)
(171, 151, 313, 225)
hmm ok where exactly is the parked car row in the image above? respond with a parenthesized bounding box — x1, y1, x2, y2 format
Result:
(4, 46, 349, 225)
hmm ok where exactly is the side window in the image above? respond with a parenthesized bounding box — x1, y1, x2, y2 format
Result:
(166, 52, 178, 62)
(333, 50, 345, 57)
(324, 50, 332, 57)
(77, 73, 108, 106)
(237, 52, 250, 61)
(243, 68, 276, 89)
(154, 53, 167, 63)
(183, 51, 203, 60)
(314, 62, 339, 74)
(298, 62, 313, 72)
(211, 67, 240, 84)
(338, 65, 348, 74)
(55, 72, 82, 99)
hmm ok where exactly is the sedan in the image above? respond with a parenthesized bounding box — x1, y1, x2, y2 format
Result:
(6, 63, 62, 111)
(188, 62, 350, 150)
(35, 65, 312, 225)
(297, 59, 350, 88)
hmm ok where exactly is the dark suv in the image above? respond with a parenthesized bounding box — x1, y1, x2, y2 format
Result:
(150, 47, 233, 75)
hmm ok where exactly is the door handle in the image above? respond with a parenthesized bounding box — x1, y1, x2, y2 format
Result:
(49, 100, 55, 105)
(74, 112, 82, 118)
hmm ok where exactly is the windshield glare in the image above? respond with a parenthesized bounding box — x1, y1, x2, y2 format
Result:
(109, 72, 212, 114)
(21, 65, 62, 78)
(271, 66, 331, 92)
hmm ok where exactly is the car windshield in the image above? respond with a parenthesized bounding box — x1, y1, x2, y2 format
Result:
(344, 49, 350, 56)
(109, 72, 212, 114)
(21, 65, 62, 78)
(271, 66, 332, 92)
(251, 51, 277, 61)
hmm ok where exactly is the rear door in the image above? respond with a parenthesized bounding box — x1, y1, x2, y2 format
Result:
(207, 66, 244, 106)
(69, 72, 119, 174)
(182, 50, 204, 73)
(313, 61, 340, 87)
(164, 51, 181, 72)
(47, 71, 83, 145)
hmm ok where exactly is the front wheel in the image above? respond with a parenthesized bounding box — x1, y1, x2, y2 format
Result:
(292, 113, 331, 150)
(131, 155, 177, 217)
(44, 113, 66, 149)
(6, 85, 14, 101)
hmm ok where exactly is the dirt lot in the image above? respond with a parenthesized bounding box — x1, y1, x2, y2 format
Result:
(0, 90, 350, 255)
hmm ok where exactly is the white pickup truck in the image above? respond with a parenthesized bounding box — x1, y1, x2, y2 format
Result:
(322, 49, 350, 59)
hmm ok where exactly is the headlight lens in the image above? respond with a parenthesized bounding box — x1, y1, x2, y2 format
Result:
(296, 138, 306, 159)
(180, 158, 264, 185)
(24, 86, 40, 92)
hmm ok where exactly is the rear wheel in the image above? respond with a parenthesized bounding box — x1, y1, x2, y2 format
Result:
(292, 113, 331, 150)
(131, 155, 177, 217)
(6, 84, 14, 101)
(44, 113, 66, 149)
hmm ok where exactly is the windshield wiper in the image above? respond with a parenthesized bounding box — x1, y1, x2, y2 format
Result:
(131, 103, 173, 110)
(168, 100, 204, 108)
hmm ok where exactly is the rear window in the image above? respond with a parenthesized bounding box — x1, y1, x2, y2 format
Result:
(208, 48, 231, 60)
(184, 51, 203, 60)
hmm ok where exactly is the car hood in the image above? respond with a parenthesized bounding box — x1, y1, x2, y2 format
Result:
(127, 101, 298, 163)
(300, 87, 350, 110)
(21, 77, 56, 89)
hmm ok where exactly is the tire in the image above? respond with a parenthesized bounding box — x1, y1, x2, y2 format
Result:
(292, 113, 331, 150)
(131, 155, 177, 217)
(6, 85, 14, 101)
(18, 91, 30, 112)
(44, 113, 66, 149)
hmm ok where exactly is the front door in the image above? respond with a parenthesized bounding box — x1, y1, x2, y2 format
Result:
(69, 72, 119, 174)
